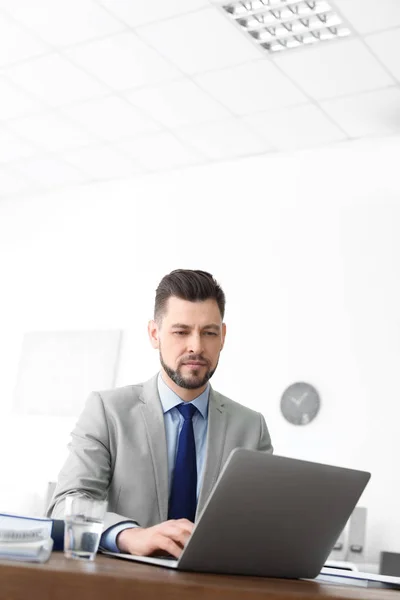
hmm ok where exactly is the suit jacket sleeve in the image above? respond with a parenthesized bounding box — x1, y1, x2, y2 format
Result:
(259, 413, 273, 454)
(47, 392, 138, 532)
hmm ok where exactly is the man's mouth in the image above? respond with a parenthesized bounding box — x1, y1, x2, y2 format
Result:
(183, 362, 207, 366)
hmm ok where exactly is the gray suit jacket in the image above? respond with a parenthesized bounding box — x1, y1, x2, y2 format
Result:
(48, 374, 273, 531)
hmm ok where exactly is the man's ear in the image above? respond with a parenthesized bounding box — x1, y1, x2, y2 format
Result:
(221, 322, 227, 351)
(148, 319, 160, 349)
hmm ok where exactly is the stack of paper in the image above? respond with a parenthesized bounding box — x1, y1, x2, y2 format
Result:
(317, 567, 400, 589)
(0, 513, 53, 563)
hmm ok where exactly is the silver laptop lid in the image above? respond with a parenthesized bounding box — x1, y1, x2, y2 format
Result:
(179, 449, 370, 578)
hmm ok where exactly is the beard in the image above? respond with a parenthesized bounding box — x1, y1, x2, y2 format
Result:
(159, 349, 218, 390)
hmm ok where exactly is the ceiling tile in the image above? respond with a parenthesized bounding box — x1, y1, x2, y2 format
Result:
(5, 54, 109, 107)
(0, 165, 33, 195)
(0, 0, 124, 47)
(321, 87, 400, 137)
(0, 126, 37, 162)
(194, 59, 307, 115)
(0, 12, 48, 67)
(8, 113, 95, 152)
(244, 104, 346, 150)
(0, 76, 45, 120)
(62, 96, 160, 141)
(65, 32, 181, 91)
(174, 118, 272, 159)
(63, 145, 145, 179)
(335, 0, 400, 34)
(98, 0, 208, 28)
(125, 79, 231, 128)
(13, 156, 86, 188)
(137, 8, 261, 75)
(273, 39, 395, 100)
(365, 28, 400, 82)
(117, 132, 206, 170)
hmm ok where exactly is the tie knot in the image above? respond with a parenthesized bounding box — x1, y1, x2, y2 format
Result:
(177, 403, 197, 421)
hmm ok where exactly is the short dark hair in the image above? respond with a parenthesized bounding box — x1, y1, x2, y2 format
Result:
(154, 269, 225, 323)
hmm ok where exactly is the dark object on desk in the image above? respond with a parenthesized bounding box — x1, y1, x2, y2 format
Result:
(50, 520, 64, 551)
(380, 551, 400, 576)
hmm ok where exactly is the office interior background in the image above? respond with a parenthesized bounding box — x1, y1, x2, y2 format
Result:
(0, 0, 400, 567)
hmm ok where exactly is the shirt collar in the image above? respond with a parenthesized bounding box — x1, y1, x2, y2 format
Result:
(157, 372, 209, 419)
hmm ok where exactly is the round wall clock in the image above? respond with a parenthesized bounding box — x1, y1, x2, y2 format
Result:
(280, 382, 321, 426)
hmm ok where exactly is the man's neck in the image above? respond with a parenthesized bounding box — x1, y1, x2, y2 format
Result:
(160, 370, 208, 402)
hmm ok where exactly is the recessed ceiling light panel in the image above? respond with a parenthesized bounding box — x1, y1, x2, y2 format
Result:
(223, 0, 351, 52)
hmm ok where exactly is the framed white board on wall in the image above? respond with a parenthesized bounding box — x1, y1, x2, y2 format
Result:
(13, 330, 122, 417)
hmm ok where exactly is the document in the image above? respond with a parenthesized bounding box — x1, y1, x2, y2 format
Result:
(317, 567, 400, 589)
(0, 513, 53, 563)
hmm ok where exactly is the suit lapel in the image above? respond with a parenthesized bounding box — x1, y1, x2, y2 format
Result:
(139, 375, 169, 522)
(196, 388, 227, 517)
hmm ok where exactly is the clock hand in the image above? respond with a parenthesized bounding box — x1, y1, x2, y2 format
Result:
(298, 391, 308, 404)
(289, 395, 303, 407)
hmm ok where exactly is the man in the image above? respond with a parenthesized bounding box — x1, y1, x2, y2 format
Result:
(48, 269, 273, 557)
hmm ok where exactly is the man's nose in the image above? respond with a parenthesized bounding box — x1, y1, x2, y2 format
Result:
(187, 333, 202, 353)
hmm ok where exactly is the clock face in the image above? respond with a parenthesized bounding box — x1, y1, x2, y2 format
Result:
(280, 382, 320, 426)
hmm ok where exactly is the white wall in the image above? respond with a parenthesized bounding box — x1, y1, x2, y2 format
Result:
(1, 136, 400, 562)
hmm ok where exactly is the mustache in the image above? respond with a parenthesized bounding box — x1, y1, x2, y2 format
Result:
(179, 356, 209, 366)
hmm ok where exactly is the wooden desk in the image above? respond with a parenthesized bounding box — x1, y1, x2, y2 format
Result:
(0, 553, 398, 600)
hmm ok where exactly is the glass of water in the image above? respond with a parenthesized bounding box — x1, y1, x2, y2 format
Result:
(64, 495, 107, 561)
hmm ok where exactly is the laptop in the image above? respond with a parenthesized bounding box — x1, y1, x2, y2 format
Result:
(102, 448, 370, 579)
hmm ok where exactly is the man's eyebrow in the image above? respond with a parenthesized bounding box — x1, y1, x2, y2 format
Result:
(171, 323, 221, 330)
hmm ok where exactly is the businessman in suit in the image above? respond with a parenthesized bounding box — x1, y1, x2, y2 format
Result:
(48, 269, 273, 557)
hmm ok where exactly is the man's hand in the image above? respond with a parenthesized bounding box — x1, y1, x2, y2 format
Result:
(116, 519, 194, 558)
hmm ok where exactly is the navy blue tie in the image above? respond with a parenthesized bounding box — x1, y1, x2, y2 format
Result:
(168, 403, 197, 522)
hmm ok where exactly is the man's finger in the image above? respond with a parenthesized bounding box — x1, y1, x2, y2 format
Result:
(168, 519, 194, 534)
(177, 518, 194, 526)
(156, 534, 182, 559)
(162, 524, 191, 547)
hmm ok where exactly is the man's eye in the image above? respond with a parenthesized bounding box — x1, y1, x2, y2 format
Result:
(204, 332, 218, 336)
(173, 331, 187, 335)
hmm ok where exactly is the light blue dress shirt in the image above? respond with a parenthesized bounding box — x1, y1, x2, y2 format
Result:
(101, 373, 210, 552)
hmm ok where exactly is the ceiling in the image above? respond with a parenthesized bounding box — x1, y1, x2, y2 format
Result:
(0, 0, 399, 197)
